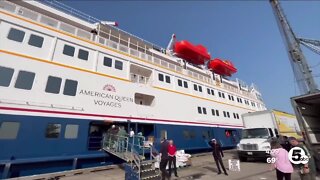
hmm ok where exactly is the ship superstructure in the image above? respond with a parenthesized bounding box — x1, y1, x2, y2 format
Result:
(0, 0, 266, 178)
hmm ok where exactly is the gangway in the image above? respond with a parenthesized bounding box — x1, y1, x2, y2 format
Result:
(102, 133, 161, 180)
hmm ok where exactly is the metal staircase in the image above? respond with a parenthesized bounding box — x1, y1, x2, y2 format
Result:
(102, 133, 161, 180)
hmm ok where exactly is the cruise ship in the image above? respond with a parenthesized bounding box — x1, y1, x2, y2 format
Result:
(0, 0, 266, 178)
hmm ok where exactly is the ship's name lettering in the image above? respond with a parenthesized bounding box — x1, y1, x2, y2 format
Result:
(79, 90, 133, 102)
(79, 90, 133, 108)
(93, 100, 121, 108)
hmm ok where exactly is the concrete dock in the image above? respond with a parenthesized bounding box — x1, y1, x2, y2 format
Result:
(59, 150, 303, 180)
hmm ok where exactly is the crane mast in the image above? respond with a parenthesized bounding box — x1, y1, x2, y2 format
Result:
(270, 0, 318, 94)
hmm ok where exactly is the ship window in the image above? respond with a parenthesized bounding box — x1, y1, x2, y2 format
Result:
(233, 113, 236, 119)
(160, 130, 167, 140)
(28, 34, 44, 48)
(178, 79, 182, 87)
(14, 71, 35, 90)
(251, 102, 256, 107)
(78, 49, 89, 60)
(218, 92, 222, 97)
(198, 86, 202, 92)
(211, 89, 214, 95)
(216, 110, 219, 116)
(65, 124, 79, 139)
(268, 128, 274, 137)
(103, 57, 112, 67)
(0, 122, 20, 139)
(222, 93, 225, 98)
(165, 75, 170, 83)
(223, 111, 227, 117)
(183, 81, 188, 88)
(183, 130, 195, 139)
(45, 123, 61, 138)
(237, 114, 240, 119)
(194, 84, 198, 91)
(202, 107, 207, 115)
(227, 112, 230, 118)
(45, 76, 62, 94)
(0, 66, 14, 87)
(207, 88, 211, 95)
(158, 73, 164, 82)
(202, 131, 211, 139)
(63, 79, 78, 96)
(197, 106, 202, 114)
(7, 28, 25, 42)
(211, 109, 215, 116)
(115, 60, 123, 70)
(63, 44, 75, 57)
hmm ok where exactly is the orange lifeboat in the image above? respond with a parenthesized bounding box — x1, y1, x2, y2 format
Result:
(208, 58, 237, 76)
(174, 40, 211, 65)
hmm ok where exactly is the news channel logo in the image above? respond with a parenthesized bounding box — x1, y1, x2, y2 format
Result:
(266, 147, 309, 164)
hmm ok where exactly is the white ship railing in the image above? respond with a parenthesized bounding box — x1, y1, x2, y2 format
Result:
(0, 0, 259, 101)
(39, 0, 100, 24)
(130, 74, 150, 84)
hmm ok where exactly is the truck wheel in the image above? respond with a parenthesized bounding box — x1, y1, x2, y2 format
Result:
(239, 156, 247, 162)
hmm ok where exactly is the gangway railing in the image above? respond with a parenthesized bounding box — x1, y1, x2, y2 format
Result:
(102, 133, 160, 180)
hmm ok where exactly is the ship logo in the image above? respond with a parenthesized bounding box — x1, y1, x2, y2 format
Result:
(103, 84, 116, 92)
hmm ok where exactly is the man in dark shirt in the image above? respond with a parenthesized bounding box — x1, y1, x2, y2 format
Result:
(279, 135, 292, 152)
(159, 138, 169, 180)
(208, 139, 228, 176)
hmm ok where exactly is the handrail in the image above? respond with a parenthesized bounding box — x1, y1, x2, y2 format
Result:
(39, 0, 100, 23)
(37, 0, 163, 50)
(0, 0, 262, 102)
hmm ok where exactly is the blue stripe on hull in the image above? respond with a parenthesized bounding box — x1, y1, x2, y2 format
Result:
(154, 124, 241, 151)
(0, 114, 241, 178)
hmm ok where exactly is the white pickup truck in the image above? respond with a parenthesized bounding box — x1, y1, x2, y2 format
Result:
(237, 110, 302, 161)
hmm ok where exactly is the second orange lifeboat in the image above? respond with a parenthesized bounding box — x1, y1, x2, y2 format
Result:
(174, 40, 211, 65)
(208, 58, 237, 76)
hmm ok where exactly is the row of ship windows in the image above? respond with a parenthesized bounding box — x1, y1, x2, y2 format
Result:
(158, 72, 257, 108)
(6, 28, 124, 70)
(0, 66, 78, 96)
(6, 27, 259, 108)
(197, 106, 240, 119)
(0, 121, 79, 140)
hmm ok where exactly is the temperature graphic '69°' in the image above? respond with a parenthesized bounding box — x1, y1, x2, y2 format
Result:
(266, 149, 279, 164)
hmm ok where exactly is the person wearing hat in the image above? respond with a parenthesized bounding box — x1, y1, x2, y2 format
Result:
(159, 138, 170, 180)
(208, 139, 228, 176)
(269, 139, 293, 180)
(288, 137, 316, 180)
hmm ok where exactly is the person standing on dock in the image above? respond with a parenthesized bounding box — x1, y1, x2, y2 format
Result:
(117, 126, 127, 152)
(208, 139, 228, 176)
(168, 140, 178, 177)
(269, 139, 293, 180)
(288, 137, 316, 180)
(160, 138, 170, 180)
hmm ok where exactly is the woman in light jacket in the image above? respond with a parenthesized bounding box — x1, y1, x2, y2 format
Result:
(270, 139, 294, 180)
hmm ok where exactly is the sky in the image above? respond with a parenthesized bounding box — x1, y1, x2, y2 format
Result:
(62, 1, 320, 113)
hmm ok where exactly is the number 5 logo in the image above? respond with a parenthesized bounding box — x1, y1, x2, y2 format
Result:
(288, 147, 309, 164)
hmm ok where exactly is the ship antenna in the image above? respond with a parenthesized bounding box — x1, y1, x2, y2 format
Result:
(166, 34, 176, 55)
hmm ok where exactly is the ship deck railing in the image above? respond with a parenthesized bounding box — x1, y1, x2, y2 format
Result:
(0, 0, 258, 101)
